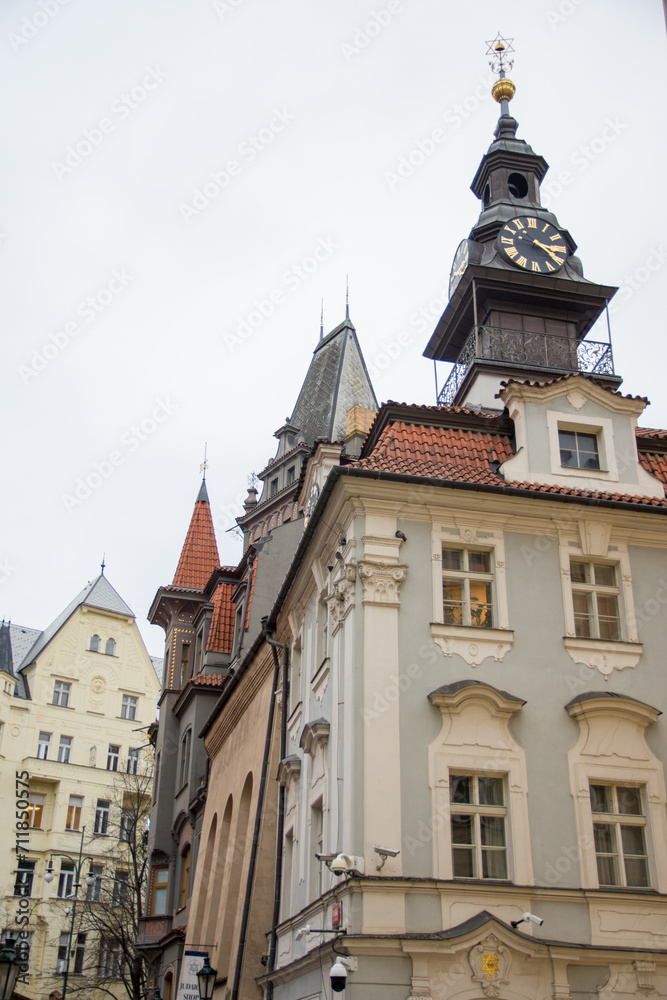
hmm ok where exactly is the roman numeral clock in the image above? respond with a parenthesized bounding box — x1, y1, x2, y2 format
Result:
(498, 217, 568, 273)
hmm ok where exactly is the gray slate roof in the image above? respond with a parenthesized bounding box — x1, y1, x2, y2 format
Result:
(19, 573, 135, 670)
(290, 319, 378, 447)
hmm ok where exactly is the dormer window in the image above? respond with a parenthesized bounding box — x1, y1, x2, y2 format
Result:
(90, 635, 100, 652)
(559, 429, 600, 470)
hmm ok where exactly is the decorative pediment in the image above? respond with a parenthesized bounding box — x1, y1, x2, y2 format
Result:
(277, 754, 302, 786)
(299, 718, 330, 756)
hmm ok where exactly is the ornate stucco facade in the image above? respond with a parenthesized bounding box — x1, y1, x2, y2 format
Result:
(0, 573, 160, 1000)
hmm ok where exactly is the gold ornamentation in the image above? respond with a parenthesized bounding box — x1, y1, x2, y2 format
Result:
(469, 935, 511, 997)
(492, 77, 515, 103)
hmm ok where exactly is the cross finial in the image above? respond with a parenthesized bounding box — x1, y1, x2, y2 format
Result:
(100, 554, 106, 576)
(200, 442, 208, 480)
(486, 33, 515, 77)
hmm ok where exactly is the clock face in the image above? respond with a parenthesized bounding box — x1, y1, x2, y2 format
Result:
(498, 217, 568, 273)
(449, 239, 470, 297)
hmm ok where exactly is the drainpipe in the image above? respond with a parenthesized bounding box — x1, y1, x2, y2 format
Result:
(265, 636, 289, 1000)
(230, 631, 285, 1000)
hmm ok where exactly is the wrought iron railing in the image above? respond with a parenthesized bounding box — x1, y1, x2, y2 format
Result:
(438, 325, 614, 405)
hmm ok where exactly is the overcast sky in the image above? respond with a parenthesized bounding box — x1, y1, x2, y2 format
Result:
(2, 0, 666, 656)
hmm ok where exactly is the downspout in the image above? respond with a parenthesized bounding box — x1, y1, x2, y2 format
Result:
(265, 636, 289, 1000)
(230, 631, 284, 1000)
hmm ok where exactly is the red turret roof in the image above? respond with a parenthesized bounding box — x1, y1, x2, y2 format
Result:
(172, 481, 220, 590)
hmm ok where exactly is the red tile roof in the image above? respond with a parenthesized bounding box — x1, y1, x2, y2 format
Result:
(172, 497, 220, 590)
(356, 418, 667, 508)
(207, 582, 235, 653)
(190, 673, 227, 687)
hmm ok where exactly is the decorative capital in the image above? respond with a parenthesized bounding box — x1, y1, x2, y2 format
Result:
(358, 560, 407, 606)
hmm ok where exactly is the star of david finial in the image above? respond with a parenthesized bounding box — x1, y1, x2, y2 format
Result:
(486, 33, 515, 75)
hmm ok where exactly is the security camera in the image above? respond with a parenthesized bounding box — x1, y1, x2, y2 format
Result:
(511, 911, 544, 928)
(329, 854, 350, 875)
(315, 852, 336, 863)
(330, 960, 348, 992)
(295, 925, 310, 940)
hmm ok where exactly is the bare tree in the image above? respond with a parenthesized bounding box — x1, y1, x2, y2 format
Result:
(63, 756, 154, 1000)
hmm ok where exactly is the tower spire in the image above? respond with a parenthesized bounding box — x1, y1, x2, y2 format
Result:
(320, 299, 324, 340)
(200, 442, 208, 481)
(486, 33, 517, 138)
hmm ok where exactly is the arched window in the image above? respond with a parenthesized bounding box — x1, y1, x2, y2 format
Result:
(90, 635, 100, 653)
(164, 973, 173, 1000)
(179, 845, 191, 910)
(105, 638, 116, 656)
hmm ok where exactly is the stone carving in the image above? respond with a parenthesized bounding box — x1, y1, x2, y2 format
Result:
(431, 624, 513, 667)
(327, 563, 356, 630)
(358, 561, 407, 606)
(89, 745, 97, 767)
(469, 934, 511, 997)
(567, 390, 587, 410)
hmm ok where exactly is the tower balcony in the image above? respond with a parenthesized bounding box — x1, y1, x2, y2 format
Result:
(438, 324, 615, 406)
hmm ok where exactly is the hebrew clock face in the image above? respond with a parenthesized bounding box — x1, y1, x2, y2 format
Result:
(449, 239, 470, 297)
(498, 217, 568, 273)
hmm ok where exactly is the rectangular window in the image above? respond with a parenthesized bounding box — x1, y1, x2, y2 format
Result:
(53, 680, 71, 707)
(27, 793, 45, 829)
(590, 783, 649, 887)
(121, 694, 138, 720)
(98, 938, 123, 978)
(559, 429, 600, 470)
(107, 745, 120, 771)
(74, 933, 86, 974)
(287, 466, 295, 484)
(310, 800, 324, 899)
(57, 931, 68, 972)
(37, 731, 51, 759)
(270, 477, 278, 496)
(442, 548, 494, 628)
(58, 861, 75, 899)
(14, 860, 35, 897)
(151, 867, 169, 915)
(57, 736, 72, 764)
(450, 774, 508, 880)
(127, 748, 139, 775)
(571, 561, 621, 640)
(179, 644, 190, 688)
(95, 799, 110, 836)
(67, 795, 83, 831)
(179, 847, 191, 910)
(179, 730, 191, 788)
(86, 864, 103, 901)
(112, 870, 129, 906)
(281, 830, 294, 920)
(120, 809, 134, 843)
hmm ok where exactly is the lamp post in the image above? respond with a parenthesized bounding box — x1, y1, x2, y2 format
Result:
(0, 937, 20, 1000)
(43, 827, 97, 1000)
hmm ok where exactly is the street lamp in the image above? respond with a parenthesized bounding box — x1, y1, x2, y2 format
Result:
(197, 957, 217, 1000)
(43, 827, 97, 1000)
(0, 937, 20, 1000)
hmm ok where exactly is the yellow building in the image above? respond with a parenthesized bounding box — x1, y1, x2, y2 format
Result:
(0, 571, 160, 1000)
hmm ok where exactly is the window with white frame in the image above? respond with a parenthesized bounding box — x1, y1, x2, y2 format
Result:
(27, 793, 45, 829)
(57, 736, 72, 763)
(97, 937, 123, 978)
(127, 748, 139, 774)
(53, 680, 71, 707)
(309, 800, 324, 899)
(95, 799, 110, 835)
(58, 861, 75, 898)
(107, 744, 120, 771)
(570, 560, 621, 641)
(590, 784, 650, 887)
(112, 869, 129, 905)
(37, 731, 51, 759)
(105, 638, 116, 655)
(120, 809, 134, 843)
(73, 933, 86, 974)
(67, 795, 83, 831)
(56, 932, 68, 971)
(86, 864, 103, 901)
(442, 548, 494, 627)
(449, 774, 508, 880)
(14, 859, 35, 896)
(121, 694, 138, 720)
(559, 429, 600, 470)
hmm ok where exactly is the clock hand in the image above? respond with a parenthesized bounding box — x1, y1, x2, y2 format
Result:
(533, 239, 566, 262)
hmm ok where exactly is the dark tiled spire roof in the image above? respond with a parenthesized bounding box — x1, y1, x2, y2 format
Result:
(0, 621, 15, 677)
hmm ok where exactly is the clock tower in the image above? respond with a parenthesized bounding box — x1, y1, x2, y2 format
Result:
(425, 36, 621, 411)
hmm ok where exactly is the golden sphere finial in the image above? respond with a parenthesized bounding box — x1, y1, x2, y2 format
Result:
(492, 77, 515, 103)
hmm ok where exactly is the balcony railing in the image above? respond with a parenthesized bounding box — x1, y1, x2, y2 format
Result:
(438, 325, 614, 406)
